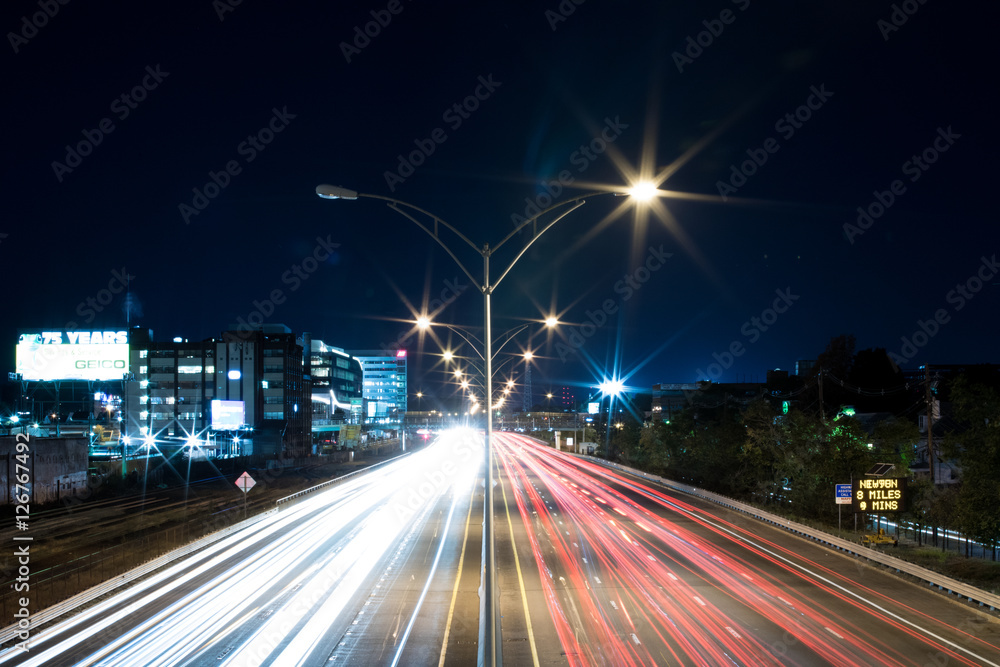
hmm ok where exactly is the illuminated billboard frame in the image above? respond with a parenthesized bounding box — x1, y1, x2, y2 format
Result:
(15, 330, 130, 382)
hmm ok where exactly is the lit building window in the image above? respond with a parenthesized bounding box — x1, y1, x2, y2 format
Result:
(139, 366, 148, 375)
(139, 350, 148, 359)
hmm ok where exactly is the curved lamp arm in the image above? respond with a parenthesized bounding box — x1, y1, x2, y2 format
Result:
(317, 186, 482, 291)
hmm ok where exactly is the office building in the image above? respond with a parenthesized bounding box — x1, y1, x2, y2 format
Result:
(348, 349, 407, 425)
(125, 325, 310, 457)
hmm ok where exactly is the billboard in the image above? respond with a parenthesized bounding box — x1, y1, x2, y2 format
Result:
(211, 400, 245, 430)
(16, 330, 129, 381)
(588, 402, 600, 415)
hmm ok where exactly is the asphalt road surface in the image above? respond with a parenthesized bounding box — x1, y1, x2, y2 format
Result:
(493, 432, 1000, 666)
(3, 429, 1000, 666)
(0, 431, 484, 666)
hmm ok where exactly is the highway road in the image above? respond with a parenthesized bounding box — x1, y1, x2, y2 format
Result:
(0, 431, 484, 666)
(3, 429, 1000, 666)
(492, 432, 1000, 666)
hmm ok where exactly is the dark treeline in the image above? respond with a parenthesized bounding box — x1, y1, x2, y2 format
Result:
(606, 335, 1000, 552)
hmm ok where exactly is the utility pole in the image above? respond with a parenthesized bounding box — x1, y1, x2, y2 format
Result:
(925, 364, 935, 485)
(817, 368, 825, 422)
(522, 361, 532, 413)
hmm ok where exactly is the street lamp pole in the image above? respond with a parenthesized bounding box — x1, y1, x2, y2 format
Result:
(481, 245, 498, 660)
(316, 182, 653, 666)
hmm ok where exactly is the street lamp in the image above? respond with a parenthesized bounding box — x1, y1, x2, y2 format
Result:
(316, 182, 653, 665)
(599, 377, 625, 458)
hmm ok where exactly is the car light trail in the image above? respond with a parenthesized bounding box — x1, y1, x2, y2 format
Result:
(494, 433, 1000, 667)
(1, 431, 481, 667)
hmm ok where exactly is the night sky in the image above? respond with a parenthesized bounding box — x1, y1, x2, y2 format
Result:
(3, 1, 995, 405)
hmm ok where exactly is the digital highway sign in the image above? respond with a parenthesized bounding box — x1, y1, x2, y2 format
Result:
(852, 477, 906, 514)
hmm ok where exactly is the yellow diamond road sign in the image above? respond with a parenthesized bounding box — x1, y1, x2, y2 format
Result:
(236, 472, 256, 493)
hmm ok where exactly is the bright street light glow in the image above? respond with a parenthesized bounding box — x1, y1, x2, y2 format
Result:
(416, 316, 431, 329)
(453, 368, 463, 378)
(628, 181, 658, 201)
(523, 351, 533, 361)
(599, 378, 625, 396)
(545, 316, 558, 328)
(442, 350, 454, 361)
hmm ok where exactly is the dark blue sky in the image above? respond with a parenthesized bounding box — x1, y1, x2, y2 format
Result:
(2, 1, 995, 403)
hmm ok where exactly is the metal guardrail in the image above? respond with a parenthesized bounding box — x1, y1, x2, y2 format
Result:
(0, 508, 278, 647)
(274, 451, 411, 507)
(580, 455, 1000, 612)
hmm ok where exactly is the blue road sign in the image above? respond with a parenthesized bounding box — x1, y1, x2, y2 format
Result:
(836, 483, 852, 504)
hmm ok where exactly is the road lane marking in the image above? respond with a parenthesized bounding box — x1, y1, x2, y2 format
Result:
(650, 491, 1000, 667)
(438, 485, 476, 667)
(500, 455, 541, 667)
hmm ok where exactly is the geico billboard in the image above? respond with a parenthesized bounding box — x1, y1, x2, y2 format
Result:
(16, 331, 129, 381)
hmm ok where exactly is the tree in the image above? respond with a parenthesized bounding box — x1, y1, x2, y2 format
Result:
(802, 334, 857, 418)
(636, 420, 669, 476)
(807, 333, 855, 381)
(848, 348, 908, 413)
(947, 375, 1000, 552)
(870, 417, 919, 469)
(611, 416, 644, 468)
(738, 399, 786, 503)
